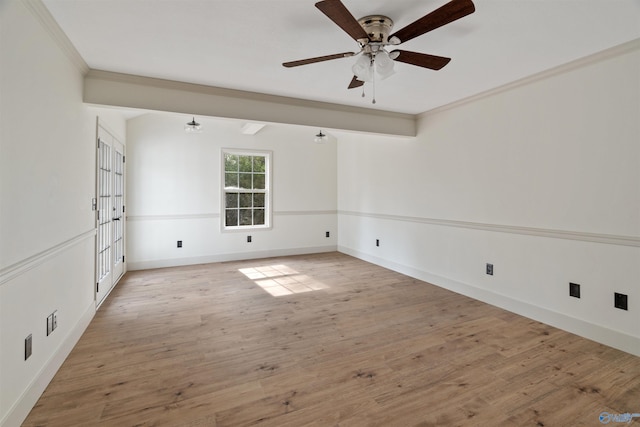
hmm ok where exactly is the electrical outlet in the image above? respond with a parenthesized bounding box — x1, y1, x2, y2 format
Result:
(46, 311, 58, 335)
(569, 283, 581, 298)
(326, 231, 330, 238)
(614, 293, 628, 311)
(376, 239, 380, 247)
(46, 314, 53, 336)
(25, 334, 32, 360)
(177, 240, 182, 248)
(247, 235, 252, 243)
(486, 263, 494, 276)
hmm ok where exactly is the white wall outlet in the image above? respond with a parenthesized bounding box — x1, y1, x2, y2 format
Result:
(25, 334, 33, 360)
(46, 314, 53, 336)
(46, 311, 58, 336)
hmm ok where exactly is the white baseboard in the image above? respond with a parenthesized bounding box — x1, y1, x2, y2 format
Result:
(339, 246, 640, 357)
(127, 245, 338, 271)
(1, 303, 95, 427)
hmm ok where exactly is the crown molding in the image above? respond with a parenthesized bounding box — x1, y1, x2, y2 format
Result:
(22, 0, 89, 75)
(420, 38, 640, 118)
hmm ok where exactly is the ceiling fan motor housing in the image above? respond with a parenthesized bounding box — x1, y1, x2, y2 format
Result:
(358, 15, 394, 43)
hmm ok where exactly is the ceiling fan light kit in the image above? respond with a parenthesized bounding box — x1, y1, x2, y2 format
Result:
(283, 0, 475, 104)
(375, 50, 396, 79)
(351, 54, 373, 82)
(352, 15, 396, 81)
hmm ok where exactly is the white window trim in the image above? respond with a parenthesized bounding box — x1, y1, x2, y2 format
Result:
(221, 148, 272, 232)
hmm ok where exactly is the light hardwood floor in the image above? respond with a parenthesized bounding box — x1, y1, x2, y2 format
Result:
(24, 252, 640, 426)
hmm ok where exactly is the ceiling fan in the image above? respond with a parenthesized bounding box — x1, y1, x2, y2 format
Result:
(283, 0, 475, 102)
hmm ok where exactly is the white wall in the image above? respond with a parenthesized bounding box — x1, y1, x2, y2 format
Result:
(0, 1, 636, 424)
(126, 114, 337, 269)
(337, 43, 640, 356)
(0, 2, 125, 425)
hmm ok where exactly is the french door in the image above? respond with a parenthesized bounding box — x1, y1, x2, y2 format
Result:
(96, 122, 125, 306)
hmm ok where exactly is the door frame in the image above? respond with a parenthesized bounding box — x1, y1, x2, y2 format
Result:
(95, 118, 126, 307)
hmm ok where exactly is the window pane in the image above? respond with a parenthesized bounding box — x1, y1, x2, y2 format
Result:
(239, 173, 252, 189)
(222, 151, 270, 230)
(239, 209, 252, 226)
(253, 173, 265, 190)
(253, 156, 265, 173)
(225, 173, 238, 188)
(239, 193, 252, 208)
(225, 154, 238, 172)
(239, 155, 252, 172)
(253, 193, 265, 207)
(225, 193, 238, 208)
(253, 209, 265, 225)
(225, 209, 238, 227)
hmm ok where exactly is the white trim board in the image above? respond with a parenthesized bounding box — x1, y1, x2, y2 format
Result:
(22, 0, 89, 75)
(421, 38, 640, 118)
(0, 229, 96, 287)
(127, 245, 337, 271)
(126, 210, 337, 222)
(127, 213, 220, 222)
(1, 302, 95, 427)
(275, 210, 338, 217)
(338, 211, 640, 248)
(339, 246, 640, 357)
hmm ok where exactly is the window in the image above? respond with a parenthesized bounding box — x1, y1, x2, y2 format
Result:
(222, 150, 271, 229)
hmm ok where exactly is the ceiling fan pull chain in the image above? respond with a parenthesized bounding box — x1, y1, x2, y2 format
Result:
(372, 65, 376, 104)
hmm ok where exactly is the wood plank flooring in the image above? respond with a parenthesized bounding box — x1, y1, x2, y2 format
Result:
(23, 252, 640, 426)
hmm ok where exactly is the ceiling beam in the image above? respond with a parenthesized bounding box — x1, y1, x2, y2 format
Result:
(84, 70, 416, 137)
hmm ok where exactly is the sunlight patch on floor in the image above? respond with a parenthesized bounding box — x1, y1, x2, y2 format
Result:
(239, 264, 329, 296)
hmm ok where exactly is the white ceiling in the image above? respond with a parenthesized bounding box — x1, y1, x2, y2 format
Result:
(43, 0, 640, 115)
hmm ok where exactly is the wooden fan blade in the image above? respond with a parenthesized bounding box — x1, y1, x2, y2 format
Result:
(283, 52, 355, 68)
(348, 76, 364, 89)
(391, 50, 451, 70)
(389, 0, 475, 44)
(315, 0, 369, 42)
